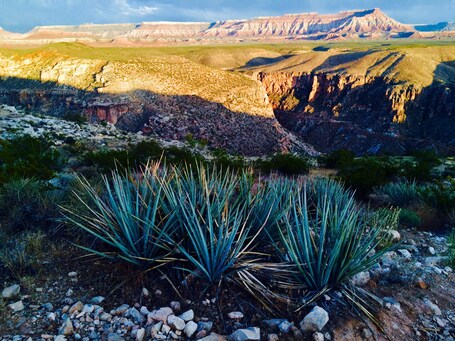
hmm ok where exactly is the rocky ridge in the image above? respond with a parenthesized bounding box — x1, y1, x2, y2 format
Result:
(1, 9, 453, 45)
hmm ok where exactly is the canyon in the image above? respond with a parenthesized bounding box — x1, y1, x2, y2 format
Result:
(0, 39, 454, 156)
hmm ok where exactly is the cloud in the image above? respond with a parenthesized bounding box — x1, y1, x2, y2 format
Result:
(115, 0, 158, 16)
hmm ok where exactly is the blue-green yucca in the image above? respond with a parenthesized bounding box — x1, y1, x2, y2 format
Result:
(164, 164, 264, 288)
(275, 178, 399, 321)
(63, 162, 177, 267)
(377, 180, 421, 207)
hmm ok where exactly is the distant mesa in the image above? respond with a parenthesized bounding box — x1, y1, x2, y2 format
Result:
(0, 9, 454, 45)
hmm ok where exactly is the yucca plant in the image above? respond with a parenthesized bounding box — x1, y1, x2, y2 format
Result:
(377, 180, 421, 208)
(164, 164, 266, 291)
(274, 178, 399, 324)
(62, 161, 177, 268)
(249, 176, 295, 241)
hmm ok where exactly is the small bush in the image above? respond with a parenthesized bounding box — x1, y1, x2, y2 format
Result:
(419, 178, 455, 216)
(319, 149, 356, 169)
(337, 156, 399, 198)
(399, 209, 421, 227)
(0, 136, 62, 183)
(402, 150, 441, 182)
(258, 153, 310, 175)
(62, 112, 87, 124)
(0, 178, 63, 233)
(0, 231, 45, 278)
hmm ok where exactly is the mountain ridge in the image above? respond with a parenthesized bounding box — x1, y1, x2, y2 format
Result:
(1, 9, 453, 45)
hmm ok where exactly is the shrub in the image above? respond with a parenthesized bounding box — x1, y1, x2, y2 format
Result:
(319, 149, 355, 169)
(63, 161, 177, 268)
(0, 136, 62, 183)
(399, 209, 421, 227)
(376, 180, 421, 207)
(0, 178, 63, 233)
(402, 150, 441, 182)
(419, 178, 455, 216)
(337, 156, 399, 198)
(0, 231, 45, 278)
(82, 141, 204, 173)
(273, 178, 399, 323)
(62, 112, 87, 124)
(258, 153, 310, 175)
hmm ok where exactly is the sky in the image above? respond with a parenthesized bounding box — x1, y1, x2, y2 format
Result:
(0, 0, 454, 33)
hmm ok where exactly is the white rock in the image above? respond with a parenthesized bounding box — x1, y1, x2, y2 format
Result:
(397, 249, 412, 259)
(162, 324, 171, 334)
(228, 311, 244, 319)
(91, 296, 105, 304)
(149, 307, 173, 323)
(300, 306, 329, 332)
(179, 309, 194, 322)
(229, 327, 260, 341)
(313, 332, 325, 341)
(140, 306, 150, 315)
(168, 315, 185, 330)
(425, 256, 447, 266)
(423, 298, 442, 315)
(136, 328, 146, 341)
(8, 300, 24, 313)
(388, 230, 401, 241)
(184, 321, 198, 338)
(68, 272, 78, 277)
(428, 247, 436, 255)
(2, 284, 20, 299)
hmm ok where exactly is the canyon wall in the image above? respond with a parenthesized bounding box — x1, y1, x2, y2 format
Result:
(257, 71, 455, 154)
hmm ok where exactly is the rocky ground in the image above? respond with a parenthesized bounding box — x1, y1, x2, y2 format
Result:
(0, 104, 145, 149)
(1, 228, 454, 341)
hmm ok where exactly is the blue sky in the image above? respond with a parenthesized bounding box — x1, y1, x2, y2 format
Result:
(1, 0, 454, 33)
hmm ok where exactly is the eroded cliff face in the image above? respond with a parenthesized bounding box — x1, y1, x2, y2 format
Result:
(0, 53, 302, 156)
(258, 71, 455, 154)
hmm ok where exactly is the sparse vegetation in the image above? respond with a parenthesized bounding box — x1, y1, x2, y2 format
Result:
(399, 209, 422, 227)
(0, 136, 62, 183)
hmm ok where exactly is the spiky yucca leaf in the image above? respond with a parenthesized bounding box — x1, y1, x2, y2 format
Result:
(164, 164, 266, 287)
(274, 178, 399, 317)
(62, 161, 177, 267)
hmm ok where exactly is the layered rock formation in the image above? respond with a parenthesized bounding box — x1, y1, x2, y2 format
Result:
(203, 9, 413, 40)
(2, 8, 453, 46)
